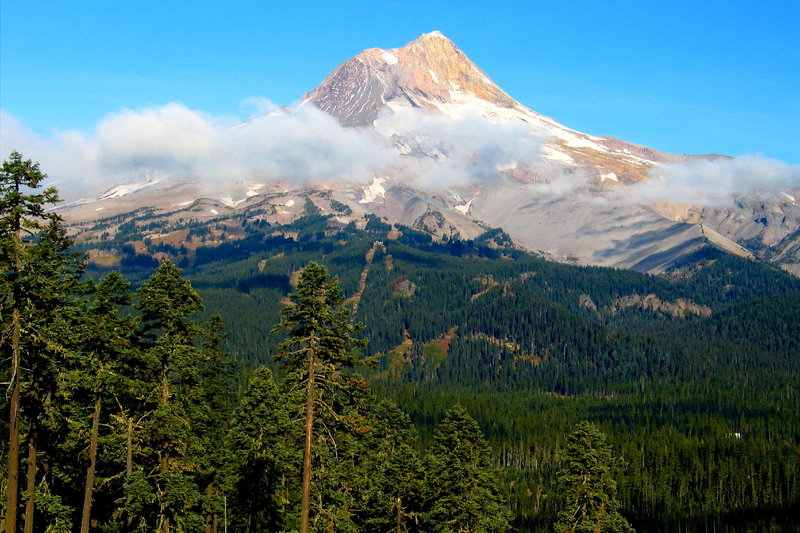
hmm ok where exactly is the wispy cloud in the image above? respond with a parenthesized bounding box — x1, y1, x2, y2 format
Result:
(375, 107, 548, 188)
(624, 156, 800, 206)
(1, 102, 552, 200)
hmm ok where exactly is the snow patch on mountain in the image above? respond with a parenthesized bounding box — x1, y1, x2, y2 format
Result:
(99, 178, 162, 200)
(246, 183, 265, 197)
(360, 177, 387, 203)
(220, 196, 248, 208)
(542, 145, 574, 164)
(454, 198, 473, 214)
(496, 161, 518, 172)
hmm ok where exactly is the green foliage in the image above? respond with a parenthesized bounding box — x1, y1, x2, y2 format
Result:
(273, 261, 369, 532)
(424, 405, 512, 532)
(1, 151, 85, 531)
(273, 261, 366, 375)
(226, 367, 293, 531)
(554, 421, 633, 533)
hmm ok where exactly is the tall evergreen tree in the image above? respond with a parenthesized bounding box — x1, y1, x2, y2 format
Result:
(554, 421, 634, 533)
(21, 217, 83, 533)
(225, 367, 292, 531)
(272, 262, 366, 533)
(70, 272, 136, 532)
(424, 404, 511, 533)
(1, 151, 83, 533)
(357, 400, 424, 533)
(136, 259, 208, 533)
(198, 313, 236, 533)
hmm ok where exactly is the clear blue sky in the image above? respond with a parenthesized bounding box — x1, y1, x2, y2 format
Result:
(2, 0, 798, 163)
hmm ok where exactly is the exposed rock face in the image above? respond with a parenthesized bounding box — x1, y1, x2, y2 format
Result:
(389, 277, 418, 298)
(304, 32, 517, 127)
(578, 294, 598, 311)
(579, 291, 711, 318)
(610, 294, 712, 318)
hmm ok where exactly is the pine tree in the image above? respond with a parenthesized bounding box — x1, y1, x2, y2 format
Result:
(225, 367, 292, 531)
(1, 151, 83, 533)
(357, 400, 424, 533)
(554, 421, 634, 533)
(136, 259, 207, 532)
(424, 404, 511, 533)
(272, 262, 367, 533)
(198, 313, 236, 533)
(70, 272, 136, 532)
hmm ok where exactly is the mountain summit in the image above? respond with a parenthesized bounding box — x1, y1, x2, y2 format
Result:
(304, 31, 519, 127)
(304, 32, 690, 185)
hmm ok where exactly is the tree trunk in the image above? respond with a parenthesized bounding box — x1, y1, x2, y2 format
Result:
(80, 397, 102, 533)
(124, 415, 133, 529)
(204, 483, 216, 533)
(23, 416, 38, 533)
(396, 496, 402, 533)
(6, 307, 21, 533)
(299, 345, 316, 533)
(159, 365, 170, 533)
(5, 219, 22, 533)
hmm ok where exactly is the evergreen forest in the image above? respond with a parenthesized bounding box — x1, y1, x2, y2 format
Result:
(2, 152, 799, 532)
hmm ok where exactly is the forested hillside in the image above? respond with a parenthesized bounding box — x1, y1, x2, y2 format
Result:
(3, 152, 800, 531)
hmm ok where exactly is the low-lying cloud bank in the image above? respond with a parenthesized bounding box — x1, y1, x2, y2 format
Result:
(374, 107, 548, 188)
(629, 156, 800, 206)
(0, 102, 550, 200)
(0, 103, 395, 199)
(2, 101, 798, 207)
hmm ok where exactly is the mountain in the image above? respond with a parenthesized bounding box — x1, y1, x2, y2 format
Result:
(59, 32, 800, 274)
(305, 31, 684, 182)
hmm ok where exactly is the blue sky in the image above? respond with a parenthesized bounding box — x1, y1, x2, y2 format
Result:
(1, 0, 798, 163)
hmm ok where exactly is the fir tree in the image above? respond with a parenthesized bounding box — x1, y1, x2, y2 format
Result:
(424, 404, 511, 533)
(71, 272, 136, 532)
(198, 313, 236, 532)
(225, 367, 292, 531)
(358, 400, 424, 533)
(272, 262, 367, 533)
(1, 151, 83, 532)
(136, 259, 208, 532)
(554, 421, 634, 533)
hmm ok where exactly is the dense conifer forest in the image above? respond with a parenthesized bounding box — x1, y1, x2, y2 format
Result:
(3, 152, 800, 531)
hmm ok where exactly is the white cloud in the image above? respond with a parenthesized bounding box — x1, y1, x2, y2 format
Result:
(96, 104, 222, 171)
(623, 155, 800, 206)
(375, 107, 548, 188)
(1, 102, 395, 199)
(4, 101, 795, 209)
(1, 102, 553, 200)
